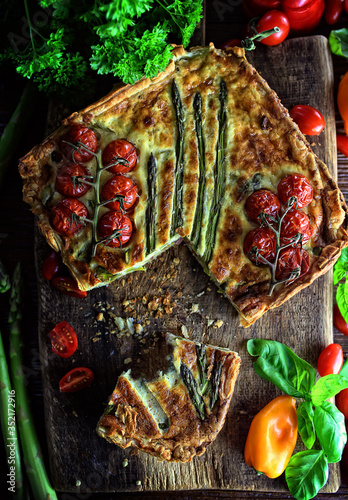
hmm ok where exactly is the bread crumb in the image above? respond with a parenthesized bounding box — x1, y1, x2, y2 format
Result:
(181, 325, 189, 338)
(207, 319, 214, 327)
(214, 319, 224, 328)
(96, 312, 104, 322)
(124, 357, 132, 365)
(136, 480, 142, 486)
(173, 257, 180, 265)
(191, 303, 199, 313)
(135, 323, 143, 334)
(122, 459, 128, 467)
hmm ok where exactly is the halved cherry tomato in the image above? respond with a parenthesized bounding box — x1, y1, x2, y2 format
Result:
(334, 304, 348, 335)
(337, 134, 348, 157)
(244, 227, 277, 263)
(48, 321, 78, 358)
(290, 105, 325, 135)
(281, 0, 325, 33)
(277, 174, 313, 208)
(55, 163, 91, 198)
(245, 189, 280, 223)
(49, 198, 88, 237)
(280, 208, 312, 244)
(336, 389, 348, 419)
(52, 276, 87, 298)
(59, 367, 94, 393)
(324, 0, 345, 25)
(242, 0, 281, 17)
(42, 251, 63, 281)
(256, 10, 290, 46)
(97, 211, 133, 248)
(60, 125, 98, 163)
(102, 140, 138, 174)
(101, 175, 138, 211)
(318, 343, 343, 377)
(219, 38, 242, 49)
(276, 247, 310, 280)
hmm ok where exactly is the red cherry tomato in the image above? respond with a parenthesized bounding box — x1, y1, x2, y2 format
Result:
(42, 251, 63, 280)
(281, 208, 313, 244)
(49, 198, 88, 237)
(244, 227, 277, 264)
(59, 367, 94, 393)
(277, 174, 313, 208)
(52, 276, 87, 298)
(276, 247, 310, 280)
(318, 343, 343, 377)
(256, 10, 290, 46)
(60, 125, 98, 163)
(333, 304, 348, 335)
(97, 211, 133, 248)
(219, 38, 242, 49)
(290, 105, 325, 135)
(336, 389, 348, 419)
(245, 189, 280, 223)
(281, 0, 325, 33)
(102, 140, 138, 174)
(345, 0, 348, 13)
(48, 321, 78, 358)
(55, 163, 91, 198)
(242, 0, 281, 17)
(337, 134, 348, 157)
(101, 175, 138, 211)
(324, 0, 345, 25)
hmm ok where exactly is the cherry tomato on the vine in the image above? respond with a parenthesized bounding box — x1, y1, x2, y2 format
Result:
(55, 163, 91, 198)
(49, 198, 88, 237)
(242, 0, 281, 17)
(333, 304, 348, 335)
(219, 38, 242, 49)
(102, 140, 138, 174)
(337, 134, 348, 158)
(42, 250, 63, 280)
(244, 227, 277, 264)
(318, 343, 343, 377)
(245, 189, 280, 223)
(277, 174, 313, 208)
(276, 247, 310, 281)
(97, 211, 133, 248)
(59, 367, 94, 393)
(280, 208, 313, 244)
(345, 0, 348, 14)
(256, 10, 290, 46)
(101, 175, 139, 211)
(52, 276, 87, 298)
(60, 125, 98, 163)
(281, 0, 325, 33)
(290, 105, 325, 135)
(49, 321, 78, 358)
(324, 0, 345, 25)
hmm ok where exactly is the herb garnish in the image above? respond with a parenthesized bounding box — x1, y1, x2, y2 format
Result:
(333, 246, 348, 324)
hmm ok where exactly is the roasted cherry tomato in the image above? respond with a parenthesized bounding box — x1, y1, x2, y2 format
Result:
(60, 125, 98, 163)
(318, 343, 343, 377)
(336, 389, 348, 419)
(219, 38, 242, 49)
(256, 10, 290, 46)
(59, 367, 94, 393)
(48, 321, 78, 358)
(277, 174, 313, 208)
(281, 0, 325, 33)
(281, 208, 312, 244)
(290, 105, 325, 135)
(49, 198, 88, 237)
(337, 134, 348, 158)
(102, 140, 138, 174)
(244, 227, 276, 264)
(333, 304, 348, 335)
(324, 0, 345, 24)
(52, 276, 87, 298)
(97, 211, 133, 248)
(245, 189, 280, 223)
(42, 250, 63, 280)
(242, 0, 281, 17)
(101, 175, 138, 211)
(55, 163, 91, 198)
(276, 247, 310, 280)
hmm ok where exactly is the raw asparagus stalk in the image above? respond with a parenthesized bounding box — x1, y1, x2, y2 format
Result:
(9, 263, 58, 500)
(0, 258, 10, 293)
(145, 153, 157, 255)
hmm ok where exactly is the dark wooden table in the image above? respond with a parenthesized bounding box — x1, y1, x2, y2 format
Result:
(1, 3, 348, 499)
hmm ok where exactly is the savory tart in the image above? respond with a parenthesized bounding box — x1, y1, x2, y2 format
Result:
(18, 43, 348, 326)
(96, 334, 241, 462)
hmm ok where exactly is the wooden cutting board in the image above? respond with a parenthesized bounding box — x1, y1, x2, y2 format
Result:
(35, 35, 340, 494)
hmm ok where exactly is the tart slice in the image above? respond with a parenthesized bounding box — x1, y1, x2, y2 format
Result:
(96, 334, 241, 462)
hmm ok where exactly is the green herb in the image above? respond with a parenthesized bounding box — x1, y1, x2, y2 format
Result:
(145, 153, 157, 255)
(190, 91, 206, 249)
(238, 172, 262, 198)
(170, 80, 185, 237)
(180, 363, 206, 420)
(329, 28, 348, 58)
(333, 246, 348, 323)
(202, 79, 227, 264)
(247, 339, 348, 500)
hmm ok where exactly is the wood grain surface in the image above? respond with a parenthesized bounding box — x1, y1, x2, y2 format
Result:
(34, 35, 341, 495)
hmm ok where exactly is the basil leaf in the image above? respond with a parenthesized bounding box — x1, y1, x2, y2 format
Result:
(333, 267, 348, 286)
(311, 374, 348, 407)
(247, 339, 316, 398)
(313, 401, 347, 463)
(285, 450, 328, 500)
(336, 281, 348, 324)
(329, 28, 348, 58)
(297, 401, 315, 450)
(339, 358, 348, 379)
